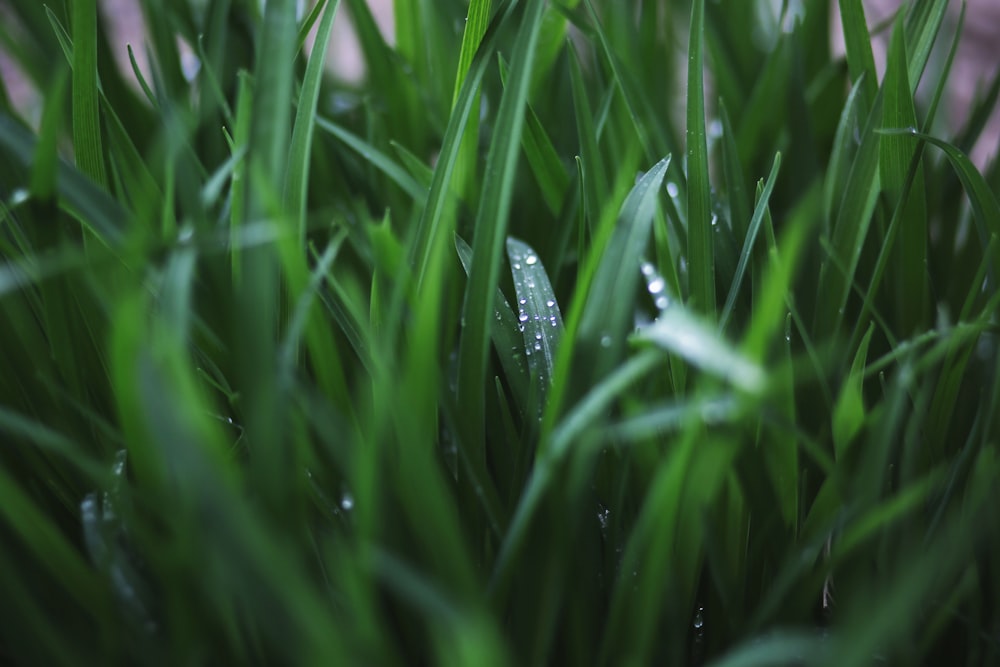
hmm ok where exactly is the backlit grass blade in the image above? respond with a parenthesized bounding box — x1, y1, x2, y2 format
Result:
(686, 0, 715, 317)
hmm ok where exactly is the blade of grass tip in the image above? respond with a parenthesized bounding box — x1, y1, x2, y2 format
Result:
(456, 0, 547, 461)
(838, 0, 879, 112)
(880, 16, 928, 335)
(286, 0, 340, 242)
(507, 237, 564, 417)
(720, 152, 781, 330)
(687, 0, 716, 317)
(70, 0, 106, 189)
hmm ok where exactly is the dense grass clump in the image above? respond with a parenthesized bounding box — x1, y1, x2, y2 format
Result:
(1, 0, 998, 664)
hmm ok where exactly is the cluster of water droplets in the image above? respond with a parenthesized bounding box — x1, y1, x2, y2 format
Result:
(640, 261, 670, 311)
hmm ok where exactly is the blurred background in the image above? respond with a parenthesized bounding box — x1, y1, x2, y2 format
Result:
(1, 0, 997, 165)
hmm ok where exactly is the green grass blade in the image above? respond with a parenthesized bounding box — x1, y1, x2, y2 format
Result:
(70, 0, 106, 188)
(838, 0, 879, 111)
(506, 237, 564, 415)
(720, 153, 781, 330)
(686, 0, 715, 317)
(456, 0, 547, 456)
(286, 0, 340, 240)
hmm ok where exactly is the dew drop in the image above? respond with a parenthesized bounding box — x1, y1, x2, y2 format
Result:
(525, 254, 538, 265)
(600, 335, 612, 348)
(513, 263, 521, 270)
(655, 296, 669, 310)
(666, 182, 679, 198)
(546, 299, 555, 308)
(533, 342, 542, 351)
(647, 277, 665, 294)
(340, 493, 354, 511)
(519, 298, 527, 305)
(535, 332, 543, 340)
(693, 606, 705, 630)
(641, 262, 655, 277)
(518, 313, 529, 322)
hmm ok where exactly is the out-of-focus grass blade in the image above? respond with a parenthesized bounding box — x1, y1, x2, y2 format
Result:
(506, 237, 563, 414)
(582, 0, 668, 163)
(456, 0, 547, 456)
(491, 349, 664, 595)
(456, 235, 530, 413)
(498, 55, 569, 216)
(636, 304, 765, 394)
(815, 90, 883, 334)
(833, 323, 874, 458)
(686, 0, 715, 317)
(316, 117, 426, 202)
(450, 0, 492, 203)
(286, 0, 340, 240)
(719, 100, 750, 243)
(705, 634, 825, 667)
(903, 0, 948, 88)
(720, 153, 781, 330)
(70, 0, 106, 188)
(838, 0, 878, 111)
(568, 43, 607, 230)
(0, 115, 127, 244)
(410, 2, 516, 287)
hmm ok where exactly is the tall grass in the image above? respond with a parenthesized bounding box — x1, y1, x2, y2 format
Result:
(1, 0, 998, 664)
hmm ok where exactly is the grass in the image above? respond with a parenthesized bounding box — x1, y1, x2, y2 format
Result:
(1, 0, 999, 664)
